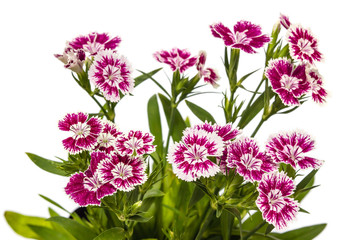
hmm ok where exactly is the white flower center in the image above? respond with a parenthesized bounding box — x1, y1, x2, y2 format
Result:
(112, 162, 133, 180)
(83, 175, 101, 192)
(268, 189, 286, 212)
(297, 38, 314, 55)
(105, 65, 121, 85)
(283, 145, 303, 162)
(235, 30, 250, 45)
(125, 137, 144, 153)
(241, 153, 262, 171)
(98, 133, 116, 148)
(280, 74, 300, 92)
(185, 144, 208, 163)
(71, 122, 91, 138)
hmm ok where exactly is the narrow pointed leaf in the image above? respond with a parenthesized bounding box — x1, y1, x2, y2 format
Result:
(295, 169, 318, 193)
(188, 185, 205, 209)
(185, 100, 216, 123)
(4, 211, 53, 238)
(39, 194, 70, 214)
(28, 225, 73, 240)
(26, 152, 69, 176)
(220, 211, 234, 240)
(135, 68, 162, 87)
(270, 224, 327, 240)
(93, 227, 126, 240)
(147, 94, 163, 156)
(237, 68, 261, 86)
(143, 189, 165, 200)
(47, 216, 97, 240)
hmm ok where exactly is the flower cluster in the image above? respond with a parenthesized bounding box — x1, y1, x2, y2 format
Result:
(61, 112, 155, 206)
(265, 14, 327, 106)
(55, 32, 134, 102)
(168, 125, 322, 229)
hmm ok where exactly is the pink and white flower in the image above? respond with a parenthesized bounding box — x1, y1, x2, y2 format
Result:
(69, 32, 121, 55)
(210, 21, 270, 53)
(256, 171, 300, 230)
(89, 50, 134, 102)
(167, 128, 224, 181)
(306, 65, 327, 103)
(266, 132, 323, 170)
(227, 137, 277, 182)
(65, 151, 116, 206)
(94, 120, 123, 154)
(153, 48, 197, 73)
(115, 130, 156, 156)
(196, 51, 220, 88)
(265, 58, 310, 106)
(287, 25, 322, 64)
(279, 14, 291, 29)
(194, 122, 241, 142)
(54, 44, 86, 73)
(97, 153, 147, 192)
(58, 112, 103, 154)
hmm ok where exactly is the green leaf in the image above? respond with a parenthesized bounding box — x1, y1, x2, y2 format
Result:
(143, 189, 165, 200)
(28, 225, 73, 240)
(135, 68, 162, 87)
(147, 94, 163, 156)
(128, 213, 153, 222)
(271, 224, 327, 240)
(4, 211, 53, 238)
(39, 194, 70, 214)
(220, 211, 234, 240)
(295, 170, 318, 193)
(93, 227, 126, 240)
(158, 93, 186, 142)
(237, 68, 261, 86)
(47, 216, 97, 240)
(188, 185, 205, 209)
(185, 100, 216, 123)
(26, 152, 69, 176)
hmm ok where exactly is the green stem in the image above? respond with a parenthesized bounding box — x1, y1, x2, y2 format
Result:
(251, 119, 265, 138)
(90, 95, 111, 120)
(243, 221, 267, 240)
(195, 206, 215, 240)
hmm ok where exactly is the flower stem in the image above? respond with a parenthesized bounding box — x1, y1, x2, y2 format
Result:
(243, 221, 267, 240)
(251, 119, 265, 138)
(90, 95, 111, 121)
(195, 206, 215, 240)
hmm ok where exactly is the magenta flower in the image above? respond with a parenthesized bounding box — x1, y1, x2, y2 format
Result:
(168, 128, 224, 181)
(210, 21, 270, 53)
(115, 130, 156, 156)
(54, 44, 86, 73)
(153, 48, 197, 73)
(196, 51, 220, 88)
(306, 65, 327, 103)
(227, 138, 277, 182)
(58, 112, 103, 154)
(256, 171, 299, 230)
(94, 120, 123, 154)
(279, 14, 291, 29)
(65, 152, 116, 206)
(97, 153, 147, 192)
(89, 50, 134, 102)
(69, 32, 121, 55)
(194, 122, 241, 142)
(266, 132, 323, 170)
(287, 25, 322, 64)
(265, 58, 310, 106)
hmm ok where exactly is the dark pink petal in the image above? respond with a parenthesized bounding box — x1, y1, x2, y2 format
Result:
(94, 120, 123, 153)
(210, 23, 234, 46)
(306, 66, 327, 103)
(154, 48, 197, 73)
(297, 156, 323, 169)
(279, 14, 291, 29)
(115, 130, 155, 156)
(202, 68, 220, 88)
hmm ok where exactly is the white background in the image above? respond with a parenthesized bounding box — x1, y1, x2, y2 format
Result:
(1, 0, 358, 239)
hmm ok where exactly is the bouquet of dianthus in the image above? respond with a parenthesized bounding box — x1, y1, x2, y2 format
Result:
(5, 14, 327, 240)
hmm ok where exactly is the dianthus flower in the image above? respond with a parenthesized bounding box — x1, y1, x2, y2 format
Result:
(227, 137, 277, 182)
(196, 51, 220, 88)
(97, 152, 147, 192)
(54, 44, 85, 73)
(266, 132, 323, 170)
(65, 151, 116, 206)
(168, 128, 224, 181)
(94, 120, 123, 154)
(306, 65, 327, 103)
(115, 130, 155, 156)
(153, 48, 197, 73)
(210, 21, 270, 53)
(287, 25, 322, 64)
(279, 14, 291, 29)
(58, 112, 103, 154)
(256, 171, 299, 230)
(69, 32, 121, 55)
(194, 122, 241, 142)
(89, 50, 134, 102)
(265, 58, 309, 106)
